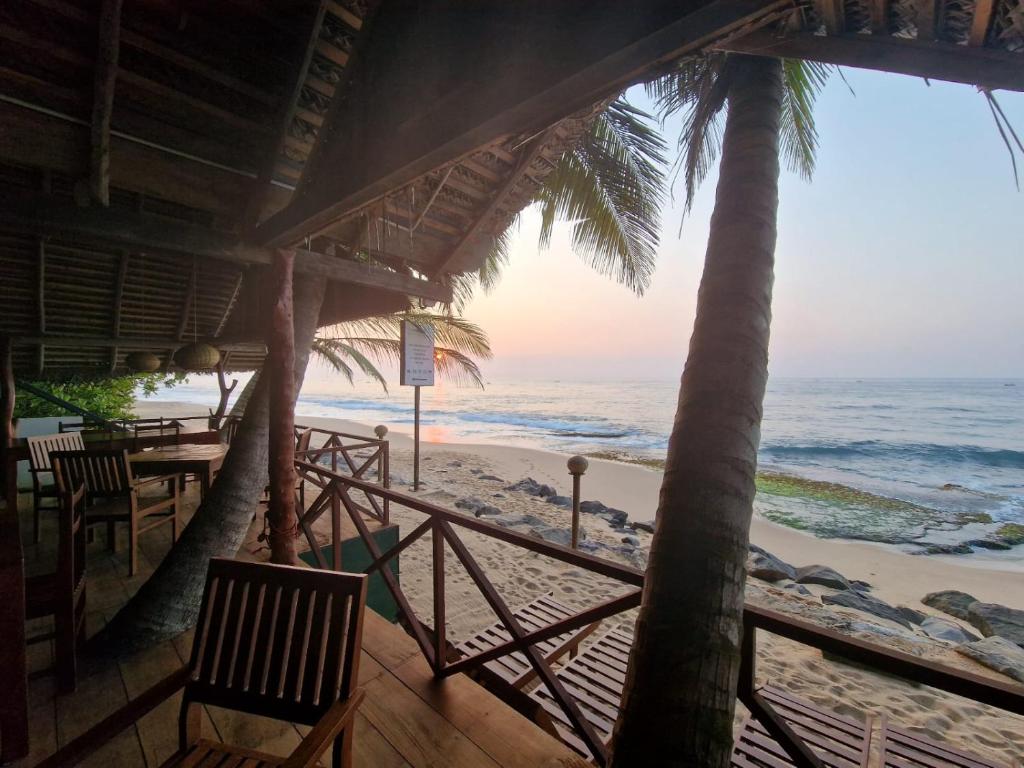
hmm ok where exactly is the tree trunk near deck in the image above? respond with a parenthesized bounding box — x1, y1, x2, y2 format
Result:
(267, 250, 298, 565)
(92, 274, 326, 656)
(609, 55, 783, 767)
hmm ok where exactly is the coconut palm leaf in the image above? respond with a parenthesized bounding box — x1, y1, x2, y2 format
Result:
(648, 54, 833, 214)
(536, 98, 666, 294)
(315, 310, 492, 391)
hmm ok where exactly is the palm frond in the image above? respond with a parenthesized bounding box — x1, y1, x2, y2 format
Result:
(780, 59, 832, 180)
(537, 98, 666, 294)
(310, 339, 355, 385)
(433, 347, 485, 389)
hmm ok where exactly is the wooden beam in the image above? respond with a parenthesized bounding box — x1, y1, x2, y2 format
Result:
(37, 238, 46, 375)
(244, 0, 330, 230)
(714, 29, 1024, 92)
(968, 0, 996, 45)
(0, 197, 453, 302)
(817, 0, 845, 34)
(916, 0, 940, 41)
(267, 249, 299, 565)
(213, 272, 245, 338)
(870, 0, 890, 34)
(110, 251, 129, 373)
(174, 263, 197, 340)
(432, 129, 556, 277)
(255, 0, 791, 247)
(90, 0, 123, 206)
(0, 337, 14, 513)
(15, 335, 265, 351)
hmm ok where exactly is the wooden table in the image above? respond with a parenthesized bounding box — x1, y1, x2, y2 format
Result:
(129, 443, 227, 498)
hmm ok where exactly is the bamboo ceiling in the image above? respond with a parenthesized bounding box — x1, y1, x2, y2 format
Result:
(0, 0, 1019, 378)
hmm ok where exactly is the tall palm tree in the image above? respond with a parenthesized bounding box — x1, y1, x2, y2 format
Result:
(609, 55, 829, 767)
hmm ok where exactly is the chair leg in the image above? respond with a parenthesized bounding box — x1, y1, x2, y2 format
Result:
(54, 605, 77, 694)
(107, 520, 117, 552)
(128, 518, 138, 577)
(33, 499, 41, 543)
(332, 727, 353, 768)
(172, 485, 181, 543)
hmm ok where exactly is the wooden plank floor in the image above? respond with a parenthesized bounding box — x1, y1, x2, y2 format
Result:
(12, 484, 588, 768)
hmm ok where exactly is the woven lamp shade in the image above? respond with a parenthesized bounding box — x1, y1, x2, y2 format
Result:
(125, 351, 162, 373)
(174, 343, 221, 371)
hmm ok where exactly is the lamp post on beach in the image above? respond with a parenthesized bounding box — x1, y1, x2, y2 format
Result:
(568, 455, 588, 549)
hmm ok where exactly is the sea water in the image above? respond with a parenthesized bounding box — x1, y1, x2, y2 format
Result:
(152, 377, 1023, 557)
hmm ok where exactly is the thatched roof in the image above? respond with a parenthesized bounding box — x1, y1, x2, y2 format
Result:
(0, 0, 1019, 378)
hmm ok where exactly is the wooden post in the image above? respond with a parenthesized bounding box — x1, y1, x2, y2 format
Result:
(413, 385, 421, 491)
(267, 250, 298, 564)
(568, 456, 588, 550)
(0, 337, 16, 512)
(90, 0, 123, 206)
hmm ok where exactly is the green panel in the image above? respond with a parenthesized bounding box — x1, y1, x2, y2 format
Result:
(299, 525, 400, 623)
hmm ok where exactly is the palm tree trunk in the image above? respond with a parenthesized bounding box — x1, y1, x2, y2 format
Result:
(92, 274, 327, 656)
(610, 55, 783, 767)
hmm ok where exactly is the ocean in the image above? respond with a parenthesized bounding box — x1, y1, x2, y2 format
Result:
(151, 377, 1023, 558)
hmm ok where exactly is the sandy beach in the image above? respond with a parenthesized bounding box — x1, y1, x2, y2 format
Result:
(140, 401, 1024, 765)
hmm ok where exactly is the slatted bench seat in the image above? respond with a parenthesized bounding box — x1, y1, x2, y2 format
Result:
(879, 720, 1010, 768)
(733, 686, 872, 768)
(455, 593, 602, 691)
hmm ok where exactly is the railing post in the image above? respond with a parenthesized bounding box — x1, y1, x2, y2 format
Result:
(567, 455, 588, 549)
(432, 519, 446, 674)
(375, 425, 389, 525)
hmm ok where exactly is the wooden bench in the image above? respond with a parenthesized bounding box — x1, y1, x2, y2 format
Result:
(879, 719, 1009, 768)
(456, 593, 602, 691)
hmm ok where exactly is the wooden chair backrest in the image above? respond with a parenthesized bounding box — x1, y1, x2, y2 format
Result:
(133, 419, 181, 442)
(26, 432, 86, 472)
(50, 459, 87, 597)
(185, 558, 367, 726)
(223, 417, 241, 445)
(49, 449, 134, 502)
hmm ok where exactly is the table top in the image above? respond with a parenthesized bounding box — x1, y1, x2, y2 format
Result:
(128, 444, 227, 463)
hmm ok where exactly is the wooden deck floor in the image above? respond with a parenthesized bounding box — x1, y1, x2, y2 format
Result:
(12, 486, 588, 768)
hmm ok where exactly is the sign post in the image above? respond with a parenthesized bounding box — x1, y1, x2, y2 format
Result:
(400, 320, 434, 490)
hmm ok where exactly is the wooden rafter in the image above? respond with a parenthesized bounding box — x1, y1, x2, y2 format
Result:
(817, 0, 846, 35)
(968, 0, 997, 45)
(89, 0, 123, 207)
(166, 260, 197, 371)
(2, 196, 453, 302)
(37, 238, 46, 375)
(244, 0, 329, 230)
(213, 272, 245, 338)
(714, 29, 1024, 92)
(917, 0, 940, 41)
(432, 130, 557, 278)
(109, 250, 129, 373)
(256, 0, 791, 248)
(870, 0, 891, 34)
(15, 335, 265, 351)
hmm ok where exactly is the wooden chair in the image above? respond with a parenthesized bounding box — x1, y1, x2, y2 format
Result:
(132, 417, 182, 448)
(455, 593, 601, 691)
(50, 449, 181, 577)
(25, 432, 85, 543)
(24, 461, 88, 694)
(222, 415, 242, 445)
(36, 558, 367, 768)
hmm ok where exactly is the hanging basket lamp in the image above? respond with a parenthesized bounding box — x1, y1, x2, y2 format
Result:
(174, 342, 221, 371)
(125, 351, 161, 373)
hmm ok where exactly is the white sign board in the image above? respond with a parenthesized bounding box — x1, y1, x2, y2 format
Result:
(400, 320, 435, 386)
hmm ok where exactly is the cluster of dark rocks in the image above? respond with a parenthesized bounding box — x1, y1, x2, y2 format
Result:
(449, 476, 650, 568)
(746, 546, 1024, 683)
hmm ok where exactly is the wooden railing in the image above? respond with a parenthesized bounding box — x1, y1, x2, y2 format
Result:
(740, 603, 1024, 768)
(292, 457, 642, 764)
(293, 458, 1024, 767)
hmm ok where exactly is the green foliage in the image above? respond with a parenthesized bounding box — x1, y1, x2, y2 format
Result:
(315, 310, 493, 391)
(647, 55, 832, 216)
(13, 373, 185, 420)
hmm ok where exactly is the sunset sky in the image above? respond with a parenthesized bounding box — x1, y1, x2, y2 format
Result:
(456, 68, 1024, 381)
